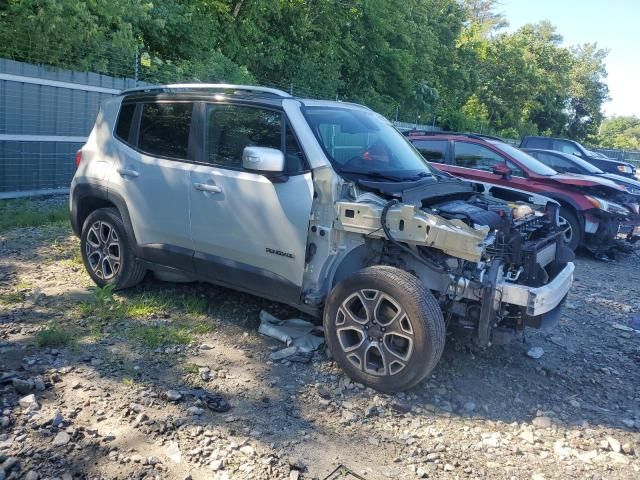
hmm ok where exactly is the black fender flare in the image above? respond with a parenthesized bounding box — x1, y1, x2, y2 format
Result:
(71, 183, 140, 256)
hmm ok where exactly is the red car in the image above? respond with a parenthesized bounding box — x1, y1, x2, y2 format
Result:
(405, 132, 634, 254)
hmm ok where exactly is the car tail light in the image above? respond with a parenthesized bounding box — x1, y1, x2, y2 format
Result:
(75, 150, 83, 167)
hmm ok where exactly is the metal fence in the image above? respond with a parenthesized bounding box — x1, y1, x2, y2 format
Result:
(0, 57, 446, 198)
(0, 58, 146, 198)
(590, 147, 640, 167)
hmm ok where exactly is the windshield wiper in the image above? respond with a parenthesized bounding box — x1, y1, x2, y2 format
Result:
(339, 169, 435, 182)
(403, 171, 432, 180)
(338, 169, 406, 182)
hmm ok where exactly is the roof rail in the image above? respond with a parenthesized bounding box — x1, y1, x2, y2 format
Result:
(464, 132, 506, 142)
(120, 83, 292, 98)
(402, 130, 508, 143)
(402, 129, 447, 136)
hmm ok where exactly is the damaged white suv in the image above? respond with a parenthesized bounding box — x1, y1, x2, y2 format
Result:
(70, 84, 575, 391)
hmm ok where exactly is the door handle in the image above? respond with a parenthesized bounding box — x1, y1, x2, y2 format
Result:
(193, 182, 222, 194)
(117, 168, 140, 178)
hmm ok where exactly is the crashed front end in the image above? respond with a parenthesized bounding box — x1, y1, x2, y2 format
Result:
(580, 189, 640, 256)
(336, 188, 575, 346)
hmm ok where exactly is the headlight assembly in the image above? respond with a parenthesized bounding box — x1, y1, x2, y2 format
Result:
(584, 195, 630, 216)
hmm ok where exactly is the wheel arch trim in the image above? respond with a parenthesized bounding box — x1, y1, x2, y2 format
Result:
(71, 183, 139, 255)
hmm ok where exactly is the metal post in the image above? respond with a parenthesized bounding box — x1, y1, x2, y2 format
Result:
(134, 47, 139, 86)
(290, 82, 293, 95)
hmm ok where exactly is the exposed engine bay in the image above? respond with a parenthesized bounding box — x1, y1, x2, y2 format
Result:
(334, 178, 574, 346)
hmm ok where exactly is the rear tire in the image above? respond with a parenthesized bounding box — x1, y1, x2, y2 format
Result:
(559, 208, 581, 251)
(80, 208, 146, 289)
(323, 266, 445, 392)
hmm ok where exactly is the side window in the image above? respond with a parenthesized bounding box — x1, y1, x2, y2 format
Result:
(553, 140, 581, 156)
(138, 103, 193, 159)
(506, 160, 525, 178)
(533, 152, 572, 172)
(114, 103, 136, 144)
(413, 140, 447, 163)
(454, 142, 505, 172)
(205, 104, 281, 169)
(524, 137, 550, 149)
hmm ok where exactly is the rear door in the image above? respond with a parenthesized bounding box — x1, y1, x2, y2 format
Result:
(189, 102, 313, 303)
(108, 100, 195, 270)
(412, 139, 449, 165)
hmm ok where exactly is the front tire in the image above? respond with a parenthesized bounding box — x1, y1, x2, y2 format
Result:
(80, 208, 146, 289)
(323, 266, 445, 392)
(558, 208, 581, 251)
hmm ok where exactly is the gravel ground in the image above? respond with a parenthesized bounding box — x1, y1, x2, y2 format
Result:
(0, 196, 639, 480)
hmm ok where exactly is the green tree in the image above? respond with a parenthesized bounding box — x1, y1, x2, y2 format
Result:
(0, 0, 611, 139)
(566, 44, 609, 140)
(597, 116, 640, 150)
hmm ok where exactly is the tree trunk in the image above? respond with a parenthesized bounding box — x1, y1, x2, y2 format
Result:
(232, 0, 245, 18)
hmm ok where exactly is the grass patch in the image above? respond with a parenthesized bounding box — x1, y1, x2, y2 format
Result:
(16, 279, 31, 291)
(122, 293, 173, 318)
(78, 288, 211, 322)
(126, 316, 214, 348)
(75, 287, 214, 348)
(182, 362, 200, 374)
(35, 325, 76, 347)
(62, 249, 84, 267)
(0, 291, 25, 305)
(181, 295, 208, 315)
(127, 324, 193, 348)
(0, 197, 68, 232)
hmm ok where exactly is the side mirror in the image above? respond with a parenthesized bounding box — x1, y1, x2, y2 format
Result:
(492, 163, 512, 178)
(242, 146, 285, 177)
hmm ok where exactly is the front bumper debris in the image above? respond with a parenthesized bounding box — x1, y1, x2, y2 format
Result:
(619, 216, 640, 240)
(498, 262, 575, 316)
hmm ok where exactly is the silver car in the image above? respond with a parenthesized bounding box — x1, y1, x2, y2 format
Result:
(70, 84, 574, 391)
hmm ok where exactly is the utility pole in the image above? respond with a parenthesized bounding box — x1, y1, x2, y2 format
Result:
(134, 47, 139, 86)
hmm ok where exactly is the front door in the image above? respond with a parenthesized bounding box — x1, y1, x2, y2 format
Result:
(448, 140, 527, 187)
(189, 102, 313, 304)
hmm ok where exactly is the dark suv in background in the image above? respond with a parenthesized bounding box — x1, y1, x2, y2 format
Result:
(519, 136, 636, 179)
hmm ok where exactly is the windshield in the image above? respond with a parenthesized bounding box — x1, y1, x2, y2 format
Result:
(489, 141, 558, 176)
(569, 155, 604, 173)
(587, 150, 609, 160)
(303, 106, 438, 179)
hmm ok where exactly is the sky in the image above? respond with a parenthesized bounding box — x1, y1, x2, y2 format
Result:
(501, 0, 639, 118)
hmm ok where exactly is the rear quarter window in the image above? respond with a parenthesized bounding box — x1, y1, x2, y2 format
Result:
(114, 103, 136, 144)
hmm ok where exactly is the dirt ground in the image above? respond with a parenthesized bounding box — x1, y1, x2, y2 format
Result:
(1, 196, 639, 480)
